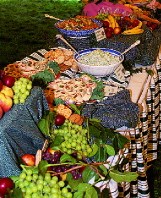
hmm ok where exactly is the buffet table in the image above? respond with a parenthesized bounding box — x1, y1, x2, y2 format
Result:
(0, 40, 161, 198)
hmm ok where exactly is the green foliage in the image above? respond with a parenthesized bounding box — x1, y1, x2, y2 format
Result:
(31, 69, 54, 86)
(0, 0, 83, 67)
(67, 173, 83, 191)
(48, 61, 60, 75)
(109, 169, 138, 183)
(87, 118, 129, 162)
(51, 135, 64, 146)
(90, 80, 105, 100)
(38, 110, 55, 136)
(9, 188, 23, 198)
(38, 160, 49, 176)
(60, 153, 76, 163)
(82, 166, 99, 183)
(69, 104, 83, 115)
(54, 98, 64, 105)
(73, 183, 98, 198)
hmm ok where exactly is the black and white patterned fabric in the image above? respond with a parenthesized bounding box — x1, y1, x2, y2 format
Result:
(116, 48, 161, 198)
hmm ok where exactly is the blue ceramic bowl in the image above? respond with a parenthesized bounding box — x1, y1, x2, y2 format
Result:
(55, 19, 103, 38)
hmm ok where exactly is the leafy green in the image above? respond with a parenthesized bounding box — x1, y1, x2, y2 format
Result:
(48, 61, 60, 75)
(98, 165, 108, 176)
(82, 166, 99, 183)
(38, 160, 49, 176)
(74, 183, 98, 198)
(109, 169, 138, 183)
(31, 69, 54, 85)
(54, 98, 64, 105)
(105, 145, 115, 156)
(90, 80, 104, 100)
(116, 133, 129, 149)
(9, 188, 23, 198)
(60, 153, 76, 163)
(51, 135, 64, 146)
(67, 173, 83, 191)
(92, 145, 107, 162)
(88, 143, 99, 157)
(38, 111, 55, 137)
(69, 104, 83, 115)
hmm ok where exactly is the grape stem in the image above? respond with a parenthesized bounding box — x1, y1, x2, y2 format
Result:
(50, 165, 83, 176)
(46, 161, 111, 178)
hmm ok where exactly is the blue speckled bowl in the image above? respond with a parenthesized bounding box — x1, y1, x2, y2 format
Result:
(55, 19, 103, 38)
(74, 48, 124, 77)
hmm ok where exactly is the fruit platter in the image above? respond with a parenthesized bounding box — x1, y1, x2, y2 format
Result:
(96, 11, 160, 39)
(0, 45, 140, 197)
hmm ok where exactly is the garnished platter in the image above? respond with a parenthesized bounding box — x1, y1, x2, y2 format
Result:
(4, 47, 126, 106)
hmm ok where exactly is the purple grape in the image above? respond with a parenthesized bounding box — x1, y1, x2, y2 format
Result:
(73, 174, 79, 180)
(55, 166, 62, 173)
(61, 166, 68, 171)
(51, 167, 56, 171)
(54, 151, 61, 158)
(50, 158, 57, 163)
(78, 173, 82, 178)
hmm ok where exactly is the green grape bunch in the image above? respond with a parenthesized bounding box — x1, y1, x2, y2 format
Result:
(12, 77, 32, 104)
(51, 120, 93, 159)
(16, 169, 73, 198)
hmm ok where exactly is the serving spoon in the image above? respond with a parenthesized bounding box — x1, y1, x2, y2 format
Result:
(56, 34, 79, 55)
(121, 40, 140, 56)
(44, 14, 62, 21)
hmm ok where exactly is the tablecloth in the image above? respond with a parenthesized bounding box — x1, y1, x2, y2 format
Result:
(0, 86, 48, 177)
(116, 46, 161, 198)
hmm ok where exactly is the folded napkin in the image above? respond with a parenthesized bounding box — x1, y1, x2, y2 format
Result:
(0, 87, 48, 177)
(82, 89, 140, 129)
(127, 71, 148, 103)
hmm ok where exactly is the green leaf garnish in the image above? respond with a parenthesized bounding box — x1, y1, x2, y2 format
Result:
(109, 169, 138, 183)
(48, 61, 60, 75)
(105, 144, 115, 156)
(60, 153, 76, 163)
(31, 69, 54, 85)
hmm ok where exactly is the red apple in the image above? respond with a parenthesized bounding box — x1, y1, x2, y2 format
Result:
(55, 114, 66, 126)
(149, 23, 158, 31)
(0, 80, 3, 91)
(0, 70, 5, 79)
(132, 19, 140, 28)
(106, 31, 113, 38)
(21, 154, 35, 166)
(0, 177, 14, 195)
(113, 27, 122, 35)
(123, 16, 131, 22)
(106, 27, 114, 33)
(0, 193, 4, 198)
(1, 75, 15, 88)
(102, 20, 109, 28)
(0, 106, 4, 119)
(146, 21, 152, 27)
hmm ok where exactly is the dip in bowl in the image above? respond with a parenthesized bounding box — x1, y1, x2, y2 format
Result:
(74, 48, 124, 77)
